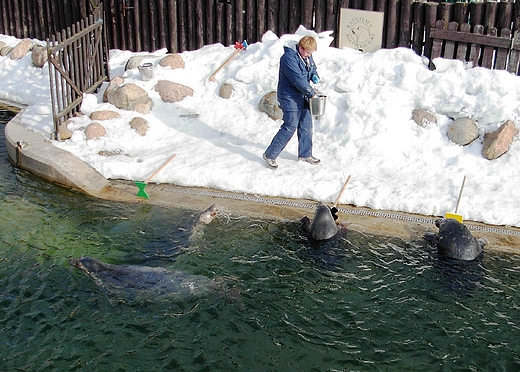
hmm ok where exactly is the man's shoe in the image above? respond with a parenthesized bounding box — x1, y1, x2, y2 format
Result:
(263, 153, 278, 169)
(298, 156, 321, 165)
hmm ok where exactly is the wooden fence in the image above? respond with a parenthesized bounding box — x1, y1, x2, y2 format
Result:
(47, 5, 108, 139)
(430, 20, 520, 73)
(3, 0, 520, 69)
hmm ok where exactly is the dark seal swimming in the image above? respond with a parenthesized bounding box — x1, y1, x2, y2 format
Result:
(69, 256, 231, 302)
(301, 203, 341, 241)
(424, 218, 487, 261)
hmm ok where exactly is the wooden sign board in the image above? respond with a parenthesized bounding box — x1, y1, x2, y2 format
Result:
(338, 8, 384, 53)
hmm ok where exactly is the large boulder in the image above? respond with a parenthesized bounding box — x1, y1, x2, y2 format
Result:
(159, 53, 185, 69)
(447, 117, 479, 146)
(129, 117, 149, 136)
(219, 82, 234, 99)
(102, 76, 125, 102)
(258, 91, 283, 121)
(412, 108, 436, 127)
(0, 45, 12, 57)
(10, 39, 33, 60)
(106, 83, 153, 114)
(125, 55, 147, 71)
(482, 120, 519, 160)
(85, 123, 107, 140)
(89, 110, 121, 120)
(154, 80, 194, 103)
(58, 119, 73, 140)
(31, 45, 48, 67)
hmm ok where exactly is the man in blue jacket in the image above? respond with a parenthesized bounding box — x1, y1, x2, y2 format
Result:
(263, 36, 321, 170)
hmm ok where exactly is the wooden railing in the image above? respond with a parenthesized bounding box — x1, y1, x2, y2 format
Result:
(46, 5, 108, 140)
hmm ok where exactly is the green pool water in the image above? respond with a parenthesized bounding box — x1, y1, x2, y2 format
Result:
(1, 110, 519, 371)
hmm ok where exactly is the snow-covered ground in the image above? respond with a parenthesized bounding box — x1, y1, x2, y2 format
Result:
(2, 26, 520, 227)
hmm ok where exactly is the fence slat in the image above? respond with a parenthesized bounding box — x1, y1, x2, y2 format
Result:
(430, 20, 447, 60)
(468, 25, 484, 67)
(443, 21, 459, 59)
(455, 22, 470, 61)
(494, 28, 511, 70)
(507, 30, 520, 74)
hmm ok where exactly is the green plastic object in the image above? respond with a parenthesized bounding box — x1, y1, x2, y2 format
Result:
(135, 181, 149, 198)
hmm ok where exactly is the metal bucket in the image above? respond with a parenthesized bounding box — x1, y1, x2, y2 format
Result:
(309, 95, 327, 118)
(138, 62, 154, 81)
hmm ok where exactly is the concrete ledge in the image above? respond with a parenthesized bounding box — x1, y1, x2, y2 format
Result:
(4, 109, 109, 195)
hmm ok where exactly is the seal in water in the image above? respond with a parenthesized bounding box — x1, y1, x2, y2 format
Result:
(69, 256, 227, 302)
(423, 218, 487, 261)
(301, 203, 340, 241)
(198, 204, 218, 224)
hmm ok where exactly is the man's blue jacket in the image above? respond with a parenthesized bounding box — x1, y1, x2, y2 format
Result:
(277, 43, 319, 112)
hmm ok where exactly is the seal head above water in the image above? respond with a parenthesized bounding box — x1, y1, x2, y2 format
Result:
(424, 218, 487, 261)
(301, 203, 339, 241)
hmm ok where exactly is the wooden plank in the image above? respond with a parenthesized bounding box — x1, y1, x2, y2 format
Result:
(438, 2, 452, 24)
(469, 1, 484, 27)
(430, 20, 447, 60)
(386, 0, 399, 48)
(453, 1, 469, 25)
(443, 21, 459, 59)
(412, 0, 426, 55)
(225, 0, 233, 46)
(132, 0, 141, 52)
(235, 0, 244, 44)
(312, 0, 327, 32)
(178, 0, 188, 51)
(12, 0, 22, 37)
(279, 0, 289, 35)
(513, 0, 520, 32)
(497, 0, 513, 31)
(481, 27, 497, 68)
(455, 22, 470, 62)
(507, 30, 520, 74)
(364, 0, 375, 11)
(468, 24, 483, 67)
(267, 0, 278, 34)
(289, 0, 301, 33)
(494, 28, 511, 70)
(484, 0, 498, 30)
(429, 26, 511, 49)
(203, 0, 213, 47)
(423, 2, 439, 59)
(324, 0, 335, 33)
(302, 0, 313, 29)
(256, 0, 265, 42)
(398, 0, 412, 48)
(158, 0, 168, 49)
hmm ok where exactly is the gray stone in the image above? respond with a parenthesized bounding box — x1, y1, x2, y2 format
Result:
(447, 117, 479, 146)
(0, 45, 12, 56)
(159, 54, 185, 69)
(258, 91, 283, 121)
(31, 45, 48, 68)
(89, 110, 121, 120)
(10, 39, 33, 60)
(219, 82, 234, 99)
(129, 117, 149, 136)
(85, 123, 107, 140)
(482, 120, 519, 160)
(125, 56, 147, 71)
(106, 83, 153, 114)
(58, 119, 73, 140)
(412, 108, 436, 127)
(154, 80, 194, 103)
(102, 76, 125, 102)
